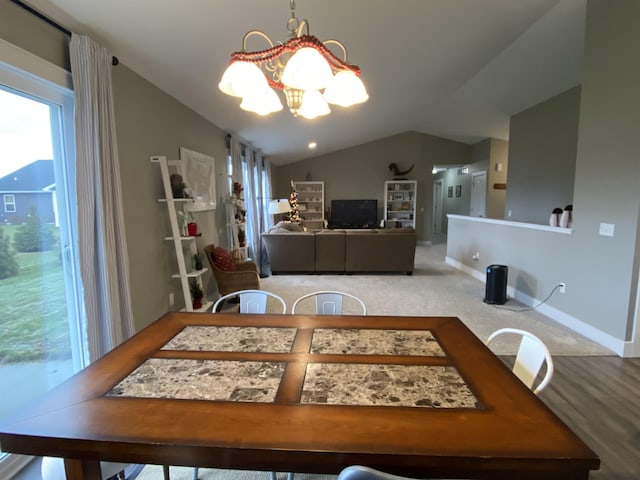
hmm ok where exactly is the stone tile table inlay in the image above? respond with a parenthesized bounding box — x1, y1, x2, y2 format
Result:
(302, 363, 478, 408)
(311, 328, 445, 356)
(161, 326, 297, 352)
(107, 359, 285, 402)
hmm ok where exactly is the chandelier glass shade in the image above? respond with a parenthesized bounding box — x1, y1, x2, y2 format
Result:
(218, 1, 368, 119)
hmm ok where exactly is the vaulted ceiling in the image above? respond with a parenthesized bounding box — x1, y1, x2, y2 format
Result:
(27, 0, 586, 165)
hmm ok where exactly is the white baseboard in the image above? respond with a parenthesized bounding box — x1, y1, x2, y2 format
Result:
(445, 256, 631, 357)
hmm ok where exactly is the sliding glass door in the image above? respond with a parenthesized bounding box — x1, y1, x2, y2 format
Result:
(0, 45, 86, 477)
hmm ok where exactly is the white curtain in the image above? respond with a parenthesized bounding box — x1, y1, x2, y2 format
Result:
(228, 134, 273, 275)
(70, 34, 135, 362)
(255, 152, 273, 275)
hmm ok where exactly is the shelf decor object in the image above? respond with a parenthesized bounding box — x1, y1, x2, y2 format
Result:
(218, 0, 368, 119)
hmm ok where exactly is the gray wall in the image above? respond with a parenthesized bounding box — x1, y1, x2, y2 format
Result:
(447, 0, 640, 352)
(273, 131, 472, 242)
(505, 86, 580, 224)
(113, 67, 228, 330)
(570, 0, 640, 341)
(1, 3, 228, 332)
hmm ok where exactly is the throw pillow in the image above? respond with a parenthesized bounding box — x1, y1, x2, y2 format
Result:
(213, 246, 237, 271)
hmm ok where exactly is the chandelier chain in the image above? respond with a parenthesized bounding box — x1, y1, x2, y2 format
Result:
(288, 0, 299, 35)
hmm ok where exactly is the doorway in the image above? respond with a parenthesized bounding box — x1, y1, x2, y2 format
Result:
(470, 171, 487, 217)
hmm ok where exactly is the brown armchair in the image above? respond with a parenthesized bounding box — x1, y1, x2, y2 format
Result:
(204, 244, 260, 296)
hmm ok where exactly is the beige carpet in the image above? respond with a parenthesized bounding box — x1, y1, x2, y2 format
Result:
(135, 466, 335, 480)
(255, 243, 611, 356)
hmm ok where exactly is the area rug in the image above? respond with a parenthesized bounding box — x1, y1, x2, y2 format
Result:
(134, 466, 336, 480)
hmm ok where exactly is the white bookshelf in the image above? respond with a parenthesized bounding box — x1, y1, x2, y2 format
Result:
(384, 180, 417, 228)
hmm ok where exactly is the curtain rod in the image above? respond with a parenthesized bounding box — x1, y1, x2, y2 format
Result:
(10, 0, 119, 66)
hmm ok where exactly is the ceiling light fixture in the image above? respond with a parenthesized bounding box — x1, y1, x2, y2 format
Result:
(218, 0, 369, 119)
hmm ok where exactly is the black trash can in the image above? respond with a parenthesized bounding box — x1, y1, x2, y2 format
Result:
(484, 264, 508, 305)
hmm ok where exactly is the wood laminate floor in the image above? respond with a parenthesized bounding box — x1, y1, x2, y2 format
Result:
(532, 355, 640, 480)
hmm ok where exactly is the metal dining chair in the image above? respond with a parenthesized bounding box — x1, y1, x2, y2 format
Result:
(485, 327, 554, 395)
(291, 291, 367, 315)
(40, 457, 131, 480)
(193, 289, 286, 480)
(41, 457, 173, 480)
(338, 465, 420, 480)
(212, 289, 287, 314)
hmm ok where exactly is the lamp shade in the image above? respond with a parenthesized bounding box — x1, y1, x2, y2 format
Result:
(218, 61, 269, 97)
(298, 90, 331, 119)
(269, 199, 291, 214)
(240, 88, 283, 115)
(323, 70, 369, 107)
(281, 47, 333, 91)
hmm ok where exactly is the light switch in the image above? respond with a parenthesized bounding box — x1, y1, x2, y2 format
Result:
(599, 223, 615, 237)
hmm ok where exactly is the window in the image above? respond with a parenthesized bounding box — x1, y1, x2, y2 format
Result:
(0, 41, 86, 476)
(3, 194, 15, 212)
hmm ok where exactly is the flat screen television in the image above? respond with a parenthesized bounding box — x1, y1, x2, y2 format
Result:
(330, 199, 377, 229)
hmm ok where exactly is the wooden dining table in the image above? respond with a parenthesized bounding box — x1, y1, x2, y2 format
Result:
(0, 312, 599, 480)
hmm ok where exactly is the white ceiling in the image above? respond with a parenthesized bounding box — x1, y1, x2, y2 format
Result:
(25, 0, 586, 165)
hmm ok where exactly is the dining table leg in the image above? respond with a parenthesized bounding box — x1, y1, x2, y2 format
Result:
(63, 458, 102, 480)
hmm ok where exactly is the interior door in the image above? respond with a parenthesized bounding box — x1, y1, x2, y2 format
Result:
(470, 171, 487, 217)
(432, 179, 443, 234)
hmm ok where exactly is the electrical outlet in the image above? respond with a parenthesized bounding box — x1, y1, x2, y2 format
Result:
(169, 292, 174, 306)
(559, 282, 566, 294)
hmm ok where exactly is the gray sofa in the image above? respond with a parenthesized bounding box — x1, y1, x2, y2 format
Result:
(262, 227, 416, 275)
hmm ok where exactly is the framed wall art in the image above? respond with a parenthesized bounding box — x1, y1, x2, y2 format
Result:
(448, 186, 453, 198)
(179, 147, 216, 210)
(455, 185, 462, 197)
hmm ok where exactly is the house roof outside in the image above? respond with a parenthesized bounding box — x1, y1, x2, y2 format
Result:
(0, 159, 54, 192)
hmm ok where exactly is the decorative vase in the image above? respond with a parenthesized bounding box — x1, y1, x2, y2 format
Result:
(192, 298, 202, 309)
(187, 222, 198, 236)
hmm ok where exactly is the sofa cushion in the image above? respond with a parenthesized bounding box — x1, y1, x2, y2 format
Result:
(345, 228, 416, 273)
(213, 246, 237, 271)
(315, 230, 346, 272)
(262, 232, 315, 272)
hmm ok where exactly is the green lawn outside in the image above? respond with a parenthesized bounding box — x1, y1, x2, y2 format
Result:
(0, 225, 70, 363)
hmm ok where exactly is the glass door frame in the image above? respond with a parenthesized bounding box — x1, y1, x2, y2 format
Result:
(0, 38, 86, 477)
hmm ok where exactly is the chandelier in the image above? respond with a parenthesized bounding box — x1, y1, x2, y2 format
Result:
(218, 0, 369, 119)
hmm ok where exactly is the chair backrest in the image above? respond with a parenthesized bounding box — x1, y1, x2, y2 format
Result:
(213, 289, 287, 314)
(485, 327, 554, 395)
(291, 291, 367, 315)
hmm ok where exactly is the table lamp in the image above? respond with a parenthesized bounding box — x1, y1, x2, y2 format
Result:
(269, 199, 291, 221)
